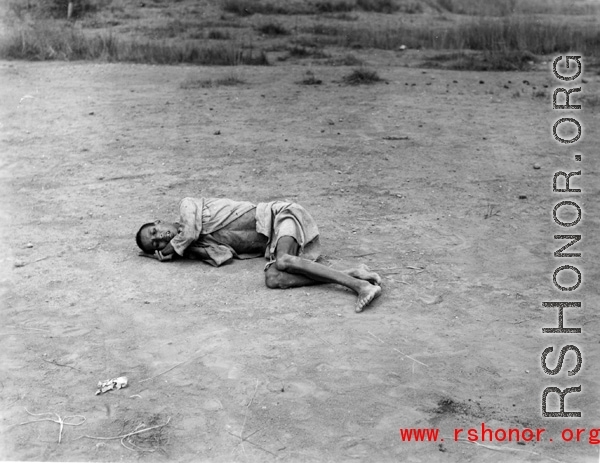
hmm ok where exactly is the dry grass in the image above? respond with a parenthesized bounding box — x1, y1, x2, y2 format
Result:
(320, 17, 600, 55)
(435, 0, 600, 16)
(297, 70, 323, 85)
(222, 0, 311, 16)
(223, 0, 402, 15)
(1, 0, 598, 66)
(0, 22, 269, 65)
(286, 45, 330, 59)
(325, 53, 365, 66)
(257, 22, 290, 36)
(342, 67, 383, 85)
(180, 75, 245, 89)
(8, 0, 111, 20)
(208, 30, 231, 40)
(423, 50, 537, 71)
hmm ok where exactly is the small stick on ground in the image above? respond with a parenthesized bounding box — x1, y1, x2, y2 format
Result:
(342, 251, 380, 258)
(239, 379, 259, 454)
(15, 408, 86, 443)
(484, 204, 500, 219)
(14, 256, 51, 268)
(76, 417, 171, 442)
(367, 332, 428, 367)
(41, 357, 82, 372)
(139, 353, 204, 383)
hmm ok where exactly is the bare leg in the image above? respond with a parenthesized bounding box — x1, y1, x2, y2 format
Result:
(266, 263, 381, 288)
(265, 237, 381, 312)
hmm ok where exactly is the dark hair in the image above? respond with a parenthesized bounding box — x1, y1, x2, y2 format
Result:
(136, 222, 155, 253)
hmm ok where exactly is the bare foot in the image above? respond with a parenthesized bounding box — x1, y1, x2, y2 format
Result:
(348, 264, 382, 286)
(355, 282, 382, 313)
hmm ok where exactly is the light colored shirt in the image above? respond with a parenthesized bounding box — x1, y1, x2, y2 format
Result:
(170, 197, 256, 257)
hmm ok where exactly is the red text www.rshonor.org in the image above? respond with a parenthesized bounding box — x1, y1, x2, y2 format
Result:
(399, 424, 600, 444)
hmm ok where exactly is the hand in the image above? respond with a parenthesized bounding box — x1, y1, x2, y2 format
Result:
(154, 250, 173, 262)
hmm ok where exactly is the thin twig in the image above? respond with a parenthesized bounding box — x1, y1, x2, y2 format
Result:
(41, 357, 82, 372)
(367, 332, 428, 367)
(139, 353, 204, 383)
(14, 256, 51, 268)
(226, 430, 277, 457)
(76, 417, 171, 441)
(343, 252, 380, 258)
(239, 379, 259, 455)
(18, 408, 86, 443)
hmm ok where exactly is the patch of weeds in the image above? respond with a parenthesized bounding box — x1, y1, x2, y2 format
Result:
(306, 24, 343, 36)
(0, 24, 270, 65)
(181, 75, 245, 89)
(208, 30, 231, 40)
(223, 0, 310, 15)
(431, 397, 485, 418)
(356, 0, 399, 13)
(118, 413, 170, 454)
(81, 17, 121, 28)
(326, 53, 364, 66)
(342, 67, 383, 85)
(9, 0, 111, 20)
(289, 45, 312, 57)
(214, 76, 245, 86)
(434, 398, 468, 415)
(257, 23, 289, 36)
(297, 70, 323, 85)
(398, 1, 424, 13)
(288, 45, 329, 59)
(423, 50, 537, 71)
(325, 12, 359, 20)
(437, 0, 517, 16)
(292, 37, 319, 48)
(222, 0, 255, 16)
(314, 1, 355, 13)
(143, 19, 192, 39)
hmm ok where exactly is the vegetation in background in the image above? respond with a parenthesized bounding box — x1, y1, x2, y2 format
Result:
(438, 0, 600, 16)
(8, 0, 110, 19)
(180, 75, 245, 89)
(436, 0, 517, 16)
(317, 17, 600, 56)
(257, 23, 289, 36)
(222, 0, 311, 16)
(423, 50, 537, 71)
(1, 0, 599, 68)
(0, 22, 269, 65)
(223, 0, 402, 15)
(297, 70, 323, 85)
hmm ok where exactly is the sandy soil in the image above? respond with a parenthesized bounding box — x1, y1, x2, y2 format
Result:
(1, 54, 599, 462)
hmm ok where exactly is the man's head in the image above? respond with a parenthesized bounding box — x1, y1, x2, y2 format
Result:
(136, 220, 179, 253)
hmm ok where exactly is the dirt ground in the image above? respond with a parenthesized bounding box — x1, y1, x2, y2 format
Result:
(1, 53, 599, 462)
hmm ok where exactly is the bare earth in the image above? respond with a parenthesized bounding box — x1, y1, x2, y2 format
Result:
(1, 55, 599, 462)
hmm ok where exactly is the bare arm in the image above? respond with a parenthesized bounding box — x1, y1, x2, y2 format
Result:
(184, 246, 210, 260)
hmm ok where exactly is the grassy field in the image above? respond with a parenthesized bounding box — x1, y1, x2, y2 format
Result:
(1, 0, 599, 69)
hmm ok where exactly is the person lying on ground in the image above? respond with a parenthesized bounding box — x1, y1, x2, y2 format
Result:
(136, 197, 381, 312)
